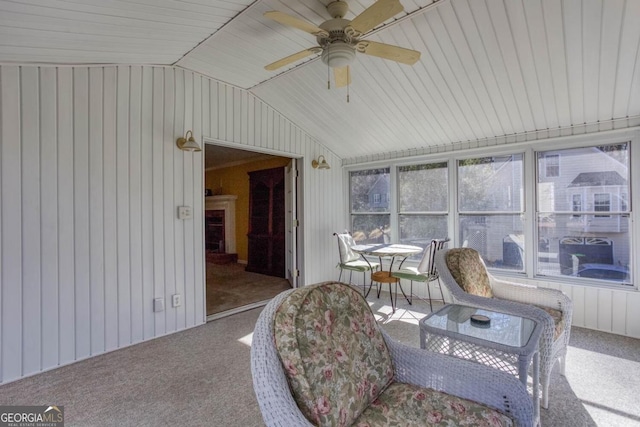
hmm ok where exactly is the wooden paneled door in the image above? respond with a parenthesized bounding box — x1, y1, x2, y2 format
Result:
(246, 167, 285, 277)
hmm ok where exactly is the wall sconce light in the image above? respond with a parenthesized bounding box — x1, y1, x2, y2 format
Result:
(312, 155, 330, 170)
(176, 130, 202, 152)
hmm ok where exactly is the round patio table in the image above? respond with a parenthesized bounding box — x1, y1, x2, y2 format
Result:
(352, 243, 423, 312)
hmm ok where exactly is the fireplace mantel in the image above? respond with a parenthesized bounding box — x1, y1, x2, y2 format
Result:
(205, 195, 237, 253)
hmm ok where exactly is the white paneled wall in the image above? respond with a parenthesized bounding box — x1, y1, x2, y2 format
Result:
(519, 277, 640, 339)
(0, 64, 344, 384)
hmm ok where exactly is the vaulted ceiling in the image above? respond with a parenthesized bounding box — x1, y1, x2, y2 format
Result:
(2, 0, 639, 162)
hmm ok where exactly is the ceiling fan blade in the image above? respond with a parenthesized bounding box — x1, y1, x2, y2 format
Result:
(264, 11, 329, 37)
(334, 66, 351, 88)
(358, 40, 421, 65)
(265, 49, 319, 71)
(349, 0, 404, 35)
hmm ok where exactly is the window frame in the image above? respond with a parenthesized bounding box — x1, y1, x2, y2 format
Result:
(343, 129, 638, 289)
(535, 143, 631, 285)
(396, 161, 450, 251)
(594, 193, 612, 217)
(572, 194, 582, 217)
(348, 167, 392, 245)
(456, 154, 526, 272)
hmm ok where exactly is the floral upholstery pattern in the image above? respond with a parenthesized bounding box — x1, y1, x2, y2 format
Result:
(445, 248, 565, 340)
(272, 282, 519, 426)
(445, 248, 494, 298)
(354, 382, 513, 427)
(273, 282, 394, 426)
(536, 305, 564, 340)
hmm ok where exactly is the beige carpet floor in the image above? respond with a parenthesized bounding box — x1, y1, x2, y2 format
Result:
(365, 294, 640, 427)
(0, 287, 638, 426)
(206, 262, 291, 315)
(0, 308, 261, 426)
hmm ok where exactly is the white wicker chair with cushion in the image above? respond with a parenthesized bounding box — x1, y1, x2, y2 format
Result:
(251, 281, 534, 427)
(435, 248, 573, 409)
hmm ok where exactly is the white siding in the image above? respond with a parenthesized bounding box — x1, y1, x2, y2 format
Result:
(0, 64, 344, 384)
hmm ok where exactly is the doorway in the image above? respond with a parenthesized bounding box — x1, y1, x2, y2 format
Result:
(204, 143, 299, 319)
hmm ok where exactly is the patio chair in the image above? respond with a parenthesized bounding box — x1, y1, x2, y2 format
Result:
(333, 231, 379, 294)
(435, 248, 573, 409)
(392, 237, 450, 311)
(251, 282, 534, 427)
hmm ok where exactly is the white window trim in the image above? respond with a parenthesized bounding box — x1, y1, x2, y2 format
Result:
(572, 194, 583, 214)
(594, 192, 612, 216)
(343, 128, 640, 290)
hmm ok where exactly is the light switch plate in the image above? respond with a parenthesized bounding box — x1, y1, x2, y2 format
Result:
(172, 294, 182, 307)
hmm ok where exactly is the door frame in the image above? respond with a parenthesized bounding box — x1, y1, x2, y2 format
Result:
(285, 159, 299, 288)
(202, 139, 304, 317)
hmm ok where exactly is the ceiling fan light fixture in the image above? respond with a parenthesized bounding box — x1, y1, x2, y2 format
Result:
(321, 41, 356, 68)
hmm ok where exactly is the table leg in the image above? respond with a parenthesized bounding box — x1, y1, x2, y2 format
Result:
(517, 356, 528, 386)
(389, 283, 396, 313)
(517, 352, 540, 425)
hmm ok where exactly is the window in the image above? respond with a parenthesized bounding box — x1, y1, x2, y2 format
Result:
(398, 162, 449, 257)
(572, 194, 582, 217)
(545, 154, 560, 177)
(594, 193, 611, 217)
(458, 155, 524, 271)
(346, 138, 633, 287)
(536, 143, 630, 283)
(350, 168, 390, 243)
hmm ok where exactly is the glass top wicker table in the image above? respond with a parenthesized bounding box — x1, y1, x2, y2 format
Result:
(420, 304, 542, 423)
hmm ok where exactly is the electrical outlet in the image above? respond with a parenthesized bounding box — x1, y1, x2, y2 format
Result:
(177, 206, 192, 220)
(172, 294, 182, 307)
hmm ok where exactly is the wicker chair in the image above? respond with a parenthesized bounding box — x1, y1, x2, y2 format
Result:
(435, 248, 573, 409)
(251, 282, 534, 427)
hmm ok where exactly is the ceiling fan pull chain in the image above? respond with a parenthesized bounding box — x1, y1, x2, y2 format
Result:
(347, 67, 350, 103)
(327, 62, 330, 89)
(327, 44, 331, 89)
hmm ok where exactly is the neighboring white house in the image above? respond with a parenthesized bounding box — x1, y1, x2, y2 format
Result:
(538, 146, 630, 275)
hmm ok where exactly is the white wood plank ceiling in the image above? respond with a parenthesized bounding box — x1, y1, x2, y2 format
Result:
(0, 0, 252, 64)
(1, 0, 639, 161)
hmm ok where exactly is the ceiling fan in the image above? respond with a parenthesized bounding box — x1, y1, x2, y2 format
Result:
(263, 0, 421, 89)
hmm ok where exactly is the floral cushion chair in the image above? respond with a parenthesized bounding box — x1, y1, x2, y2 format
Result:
(251, 281, 534, 426)
(435, 248, 573, 409)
